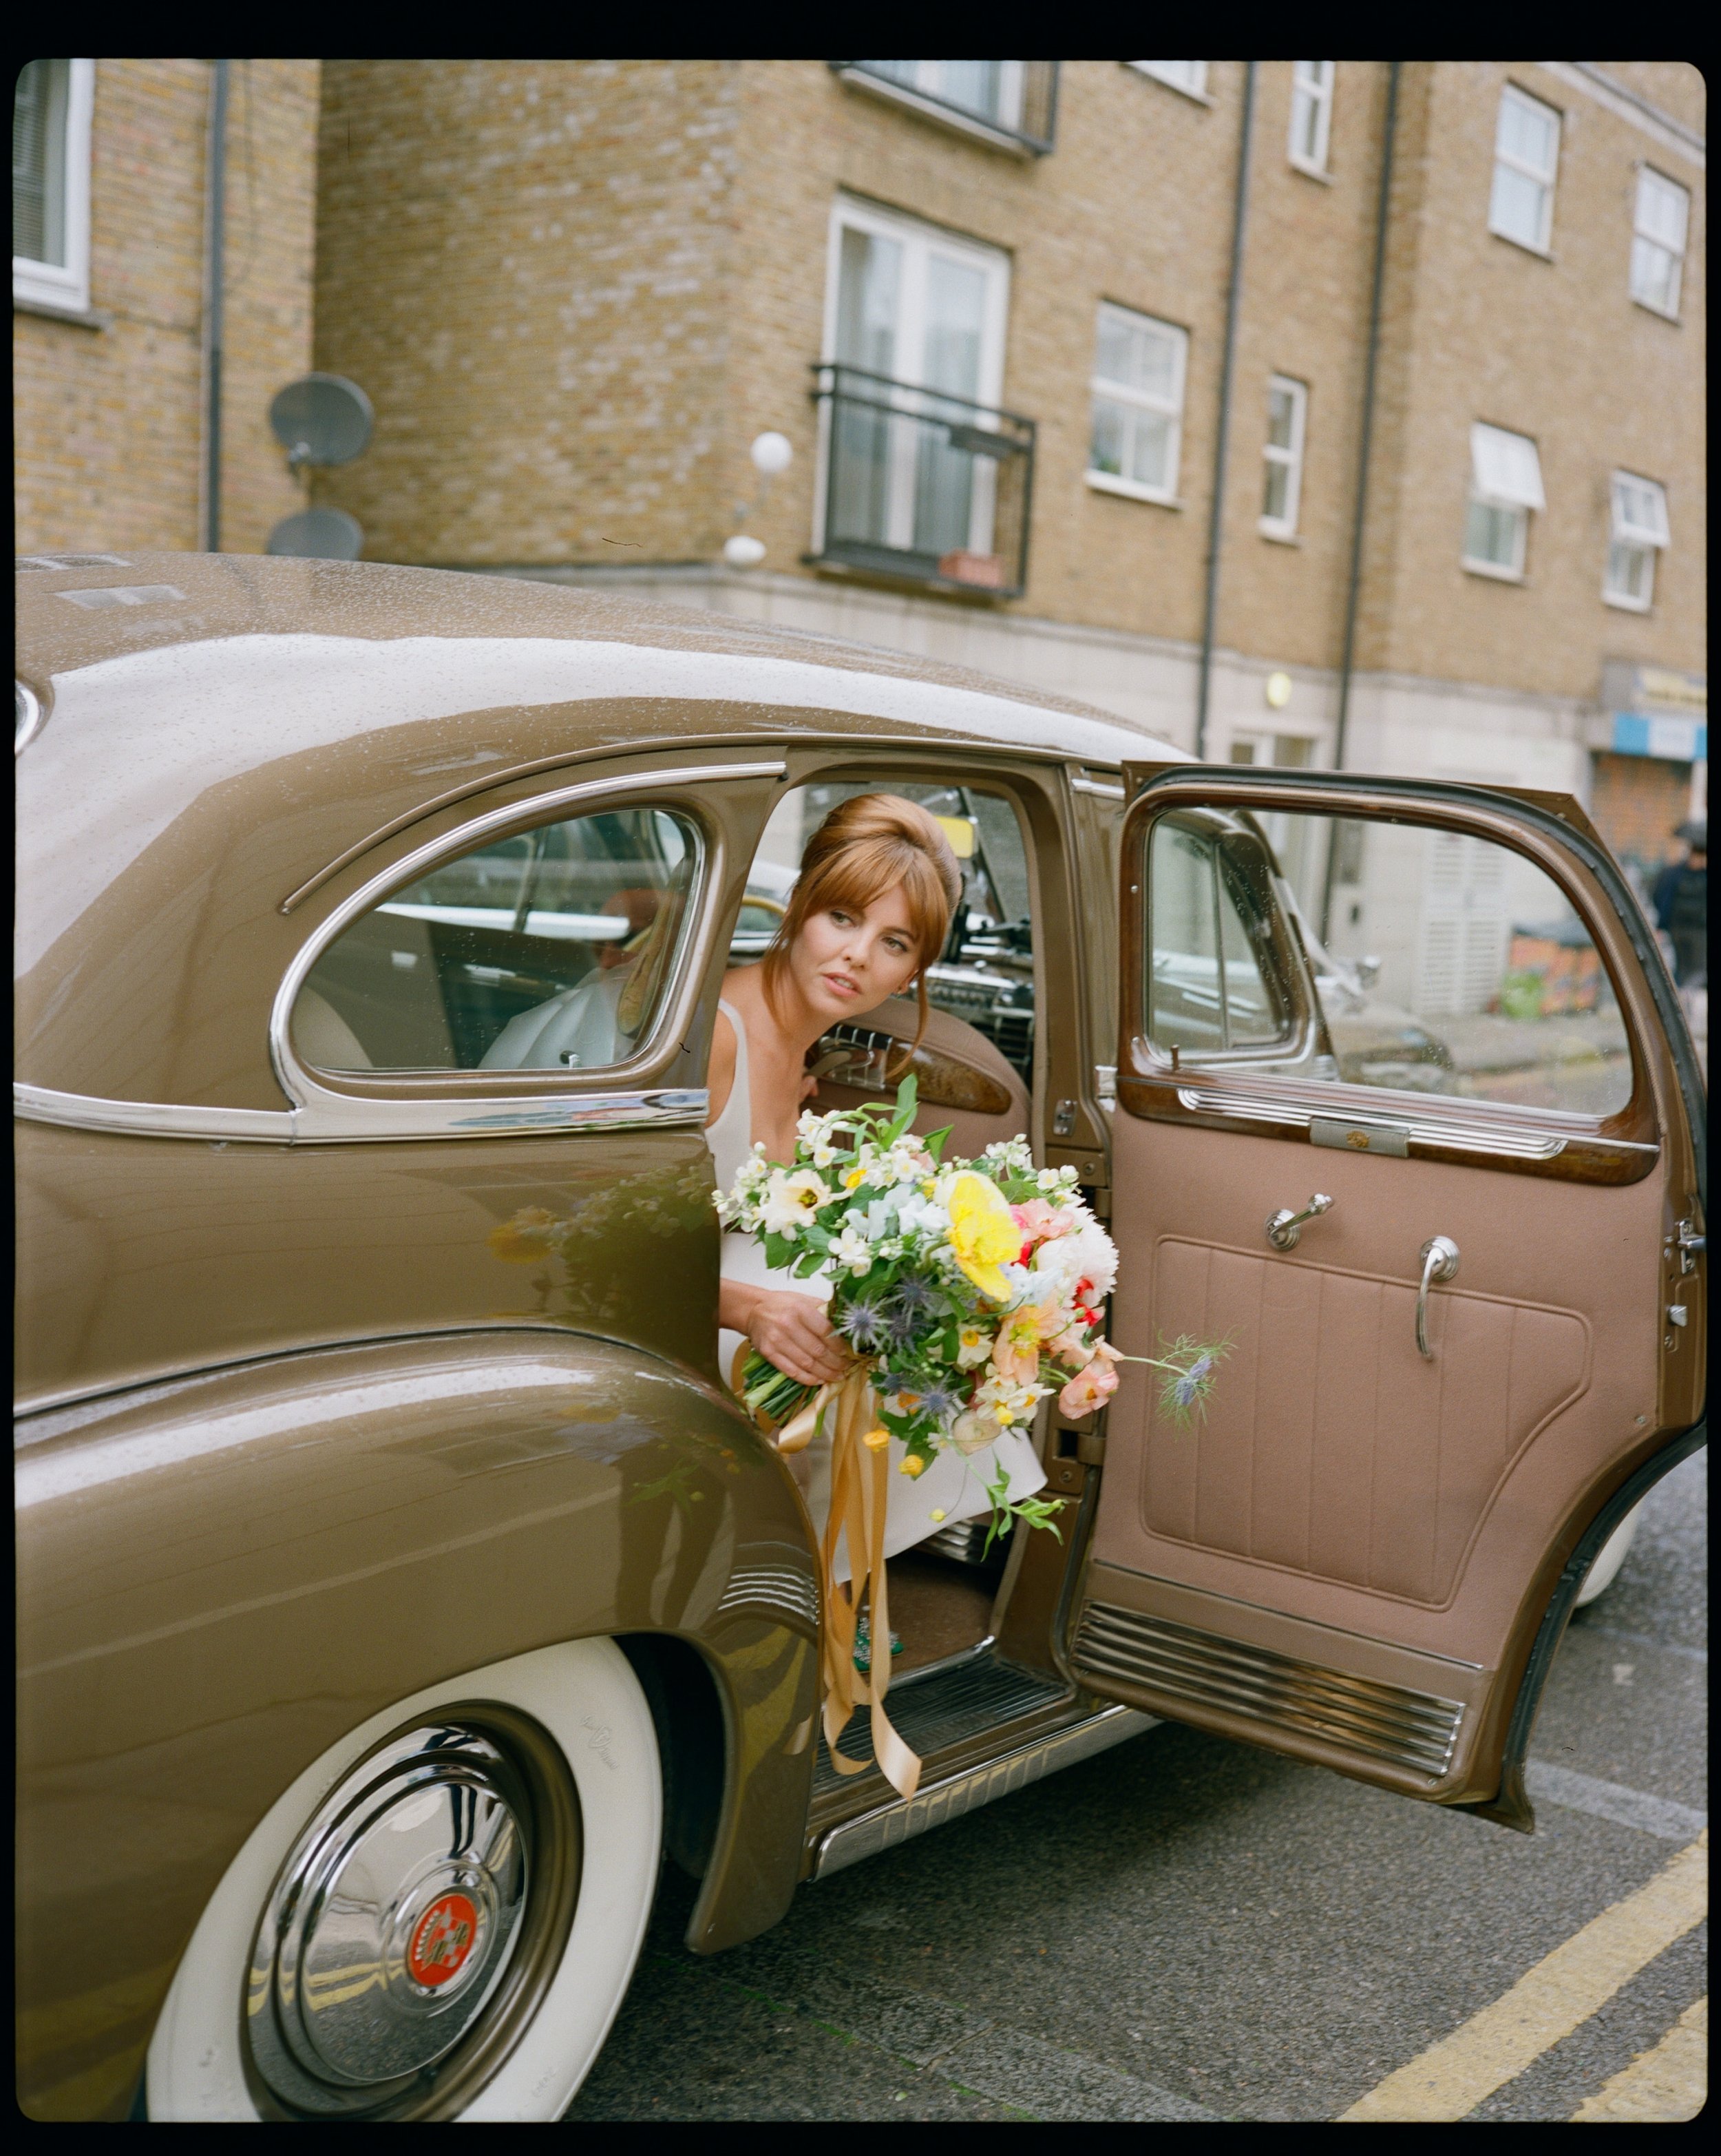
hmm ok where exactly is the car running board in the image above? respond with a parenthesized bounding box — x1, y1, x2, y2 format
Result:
(811, 1699, 1155, 1879)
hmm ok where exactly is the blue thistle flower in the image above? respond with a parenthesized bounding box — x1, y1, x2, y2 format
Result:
(836, 1292, 887, 1351)
(887, 1276, 940, 1315)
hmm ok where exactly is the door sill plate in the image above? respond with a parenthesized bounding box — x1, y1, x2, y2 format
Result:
(812, 1703, 1156, 1878)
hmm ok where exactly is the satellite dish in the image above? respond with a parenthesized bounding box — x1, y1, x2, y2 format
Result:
(268, 373, 374, 470)
(266, 507, 364, 561)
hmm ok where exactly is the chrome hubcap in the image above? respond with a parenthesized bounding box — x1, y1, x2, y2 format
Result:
(247, 1722, 535, 2116)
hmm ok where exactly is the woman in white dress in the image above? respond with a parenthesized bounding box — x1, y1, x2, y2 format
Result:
(706, 793, 1046, 1578)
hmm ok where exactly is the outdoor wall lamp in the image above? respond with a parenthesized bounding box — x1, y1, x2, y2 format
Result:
(723, 432, 794, 568)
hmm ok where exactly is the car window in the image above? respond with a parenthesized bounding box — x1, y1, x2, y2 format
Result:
(1148, 814, 1290, 1056)
(1146, 806, 1634, 1116)
(293, 805, 699, 1072)
(746, 777, 1037, 1084)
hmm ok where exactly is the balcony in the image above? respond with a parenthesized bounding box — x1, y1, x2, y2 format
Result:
(808, 363, 1036, 601)
(831, 62, 1059, 157)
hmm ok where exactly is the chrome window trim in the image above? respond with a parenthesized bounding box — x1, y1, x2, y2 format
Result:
(1070, 773, 1126, 800)
(270, 760, 783, 1142)
(1125, 1068, 1658, 1164)
(12, 1078, 712, 1147)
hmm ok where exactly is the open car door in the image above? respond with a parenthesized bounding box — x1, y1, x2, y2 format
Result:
(1072, 766, 1706, 1828)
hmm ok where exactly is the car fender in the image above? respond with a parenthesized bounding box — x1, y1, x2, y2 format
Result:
(15, 1326, 817, 2121)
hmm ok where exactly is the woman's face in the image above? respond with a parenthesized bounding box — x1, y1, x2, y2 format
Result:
(787, 885, 926, 1025)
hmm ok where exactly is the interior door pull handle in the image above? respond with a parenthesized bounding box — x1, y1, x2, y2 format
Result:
(1417, 1236, 1460, 1358)
(1266, 1193, 1333, 1250)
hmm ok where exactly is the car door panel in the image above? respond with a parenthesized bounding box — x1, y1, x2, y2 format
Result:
(1074, 769, 1703, 1815)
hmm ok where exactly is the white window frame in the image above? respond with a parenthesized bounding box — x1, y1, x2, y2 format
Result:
(1488, 83, 1561, 257)
(1629, 166, 1689, 320)
(1128, 63, 1210, 103)
(1603, 470, 1669, 613)
(1258, 374, 1308, 538)
(12, 58, 95, 315)
(1288, 61, 1335, 175)
(816, 195, 1012, 561)
(1085, 300, 1189, 507)
(856, 61, 1027, 134)
(1462, 422, 1544, 583)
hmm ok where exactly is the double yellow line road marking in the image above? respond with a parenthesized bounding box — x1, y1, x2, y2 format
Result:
(1342, 1831, 1707, 2123)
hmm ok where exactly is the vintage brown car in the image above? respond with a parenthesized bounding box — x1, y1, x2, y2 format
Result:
(14, 553, 1706, 2121)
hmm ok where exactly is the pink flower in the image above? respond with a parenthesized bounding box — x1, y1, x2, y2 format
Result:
(1047, 1322, 1097, 1369)
(1011, 1199, 1073, 1246)
(991, 1298, 1062, 1386)
(1056, 1341, 1122, 1419)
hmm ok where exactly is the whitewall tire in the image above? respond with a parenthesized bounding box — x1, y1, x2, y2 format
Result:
(146, 1637, 662, 2122)
(1573, 1500, 1643, 1609)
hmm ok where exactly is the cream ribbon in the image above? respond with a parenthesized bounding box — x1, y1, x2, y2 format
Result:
(770, 1363, 922, 1802)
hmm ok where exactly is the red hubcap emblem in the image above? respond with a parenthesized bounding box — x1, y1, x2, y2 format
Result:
(407, 1891, 480, 1988)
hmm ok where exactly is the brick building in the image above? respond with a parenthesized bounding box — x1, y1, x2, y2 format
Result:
(13, 58, 320, 557)
(14, 60, 1706, 889)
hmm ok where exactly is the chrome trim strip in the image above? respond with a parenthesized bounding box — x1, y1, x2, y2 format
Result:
(812, 1704, 1155, 1878)
(13, 1082, 293, 1144)
(1070, 774, 1126, 800)
(271, 762, 781, 1142)
(12, 1078, 709, 1146)
(281, 754, 787, 914)
(1073, 1603, 1464, 1779)
(1176, 1083, 1569, 1159)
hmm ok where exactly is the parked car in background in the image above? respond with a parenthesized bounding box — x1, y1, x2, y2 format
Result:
(15, 555, 1704, 2121)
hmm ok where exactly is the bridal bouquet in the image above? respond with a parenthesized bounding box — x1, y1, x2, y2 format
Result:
(717, 1077, 1227, 1535)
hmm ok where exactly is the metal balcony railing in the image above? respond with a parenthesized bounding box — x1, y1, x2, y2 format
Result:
(832, 62, 1059, 156)
(809, 363, 1036, 600)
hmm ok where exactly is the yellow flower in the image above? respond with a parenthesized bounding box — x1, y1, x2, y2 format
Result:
(899, 1454, 926, 1478)
(845, 1166, 867, 1191)
(862, 1425, 890, 1452)
(929, 1509, 947, 1522)
(946, 1171, 1020, 1301)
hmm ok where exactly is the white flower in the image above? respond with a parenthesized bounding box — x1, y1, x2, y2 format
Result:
(951, 1408, 996, 1455)
(1033, 1219, 1118, 1303)
(896, 1192, 951, 1239)
(761, 1167, 832, 1239)
(955, 1323, 995, 1369)
(831, 1226, 874, 1273)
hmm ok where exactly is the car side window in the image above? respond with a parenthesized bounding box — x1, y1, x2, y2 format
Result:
(1147, 806, 1634, 1115)
(293, 806, 699, 1073)
(1148, 815, 1291, 1056)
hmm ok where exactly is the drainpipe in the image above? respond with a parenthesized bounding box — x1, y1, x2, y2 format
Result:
(1194, 59, 1257, 762)
(201, 58, 230, 553)
(1320, 59, 1399, 941)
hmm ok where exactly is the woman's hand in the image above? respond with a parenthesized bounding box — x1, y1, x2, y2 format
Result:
(736, 1285, 849, 1389)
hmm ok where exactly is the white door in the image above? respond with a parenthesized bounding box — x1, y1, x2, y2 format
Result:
(822, 198, 1009, 563)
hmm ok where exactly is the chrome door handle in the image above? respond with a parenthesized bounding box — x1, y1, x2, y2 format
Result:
(1265, 1193, 1333, 1250)
(1416, 1236, 1460, 1358)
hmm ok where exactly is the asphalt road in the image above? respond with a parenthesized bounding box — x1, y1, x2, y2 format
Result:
(568, 1451, 1707, 2123)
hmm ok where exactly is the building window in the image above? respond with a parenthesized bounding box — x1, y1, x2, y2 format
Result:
(1288, 62, 1334, 173)
(1128, 63, 1210, 102)
(1488, 83, 1560, 255)
(1463, 423, 1544, 580)
(12, 58, 94, 313)
(834, 63, 1058, 155)
(1603, 472, 1669, 611)
(1629, 167, 1689, 319)
(813, 196, 1032, 595)
(1087, 302, 1188, 505)
(1259, 375, 1307, 537)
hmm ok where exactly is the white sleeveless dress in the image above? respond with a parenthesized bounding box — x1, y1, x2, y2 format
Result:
(708, 997, 1046, 1582)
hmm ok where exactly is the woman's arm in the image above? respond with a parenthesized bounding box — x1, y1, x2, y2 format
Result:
(720, 1277, 849, 1388)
